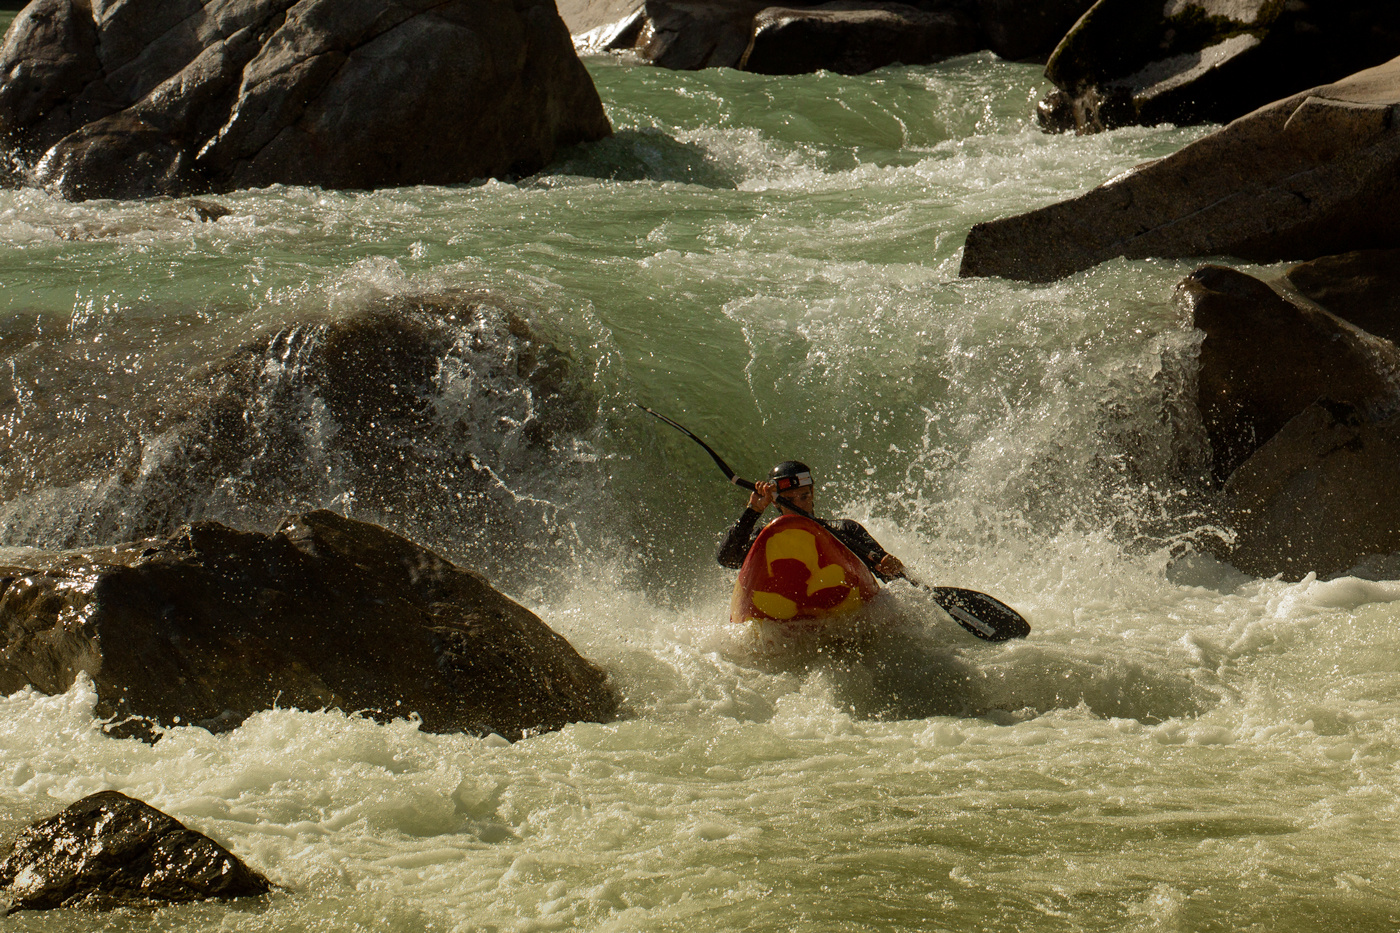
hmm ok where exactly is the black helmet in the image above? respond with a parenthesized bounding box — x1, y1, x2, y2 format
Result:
(769, 460, 813, 492)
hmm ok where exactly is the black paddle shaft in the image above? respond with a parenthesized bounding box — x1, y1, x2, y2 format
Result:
(633, 403, 1030, 641)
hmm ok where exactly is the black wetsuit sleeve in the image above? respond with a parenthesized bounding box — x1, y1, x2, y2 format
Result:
(717, 508, 764, 569)
(828, 519, 893, 580)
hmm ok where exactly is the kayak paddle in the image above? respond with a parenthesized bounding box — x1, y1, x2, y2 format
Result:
(634, 403, 1031, 642)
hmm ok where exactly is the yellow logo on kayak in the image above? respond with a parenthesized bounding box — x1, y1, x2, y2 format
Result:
(748, 528, 862, 621)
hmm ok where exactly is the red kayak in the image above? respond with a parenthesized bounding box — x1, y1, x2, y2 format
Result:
(729, 514, 881, 628)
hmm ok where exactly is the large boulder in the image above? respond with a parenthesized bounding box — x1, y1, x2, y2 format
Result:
(0, 510, 618, 740)
(960, 55, 1400, 283)
(1224, 400, 1400, 580)
(1036, 0, 1400, 133)
(0, 0, 612, 200)
(1, 791, 270, 913)
(1181, 264, 1400, 482)
(0, 288, 594, 559)
(1283, 248, 1400, 344)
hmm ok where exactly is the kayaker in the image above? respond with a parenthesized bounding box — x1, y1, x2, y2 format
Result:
(716, 460, 905, 580)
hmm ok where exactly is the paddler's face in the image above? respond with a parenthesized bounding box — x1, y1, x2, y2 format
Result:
(779, 484, 815, 514)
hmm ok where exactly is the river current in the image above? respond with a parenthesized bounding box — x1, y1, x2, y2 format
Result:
(2, 34, 1400, 932)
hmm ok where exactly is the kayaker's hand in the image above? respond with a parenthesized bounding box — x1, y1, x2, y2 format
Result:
(748, 481, 776, 513)
(876, 554, 904, 578)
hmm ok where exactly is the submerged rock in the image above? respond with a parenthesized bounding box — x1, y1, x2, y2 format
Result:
(0, 0, 612, 200)
(1038, 0, 1400, 133)
(0, 791, 270, 913)
(0, 510, 618, 740)
(960, 55, 1400, 283)
(1182, 265, 1400, 483)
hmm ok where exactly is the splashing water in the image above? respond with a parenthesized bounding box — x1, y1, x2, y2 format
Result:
(1, 47, 1399, 931)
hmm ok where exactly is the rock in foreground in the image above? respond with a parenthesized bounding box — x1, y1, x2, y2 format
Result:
(1, 791, 270, 913)
(961, 56, 1400, 283)
(0, 510, 617, 739)
(0, 0, 612, 200)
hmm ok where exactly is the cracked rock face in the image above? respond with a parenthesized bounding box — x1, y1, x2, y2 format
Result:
(0, 0, 613, 200)
(0, 791, 270, 913)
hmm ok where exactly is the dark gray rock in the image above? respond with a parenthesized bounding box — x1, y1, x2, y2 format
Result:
(1283, 248, 1400, 345)
(1182, 264, 1400, 482)
(743, 2, 980, 75)
(1038, 0, 1400, 133)
(0, 0, 612, 200)
(960, 56, 1400, 283)
(635, 0, 768, 70)
(0, 791, 270, 913)
(976, 0, 1094, 63)
(582, 0, 1091, 68)
(1224, 399, 1400, 580)
(0, 509, 619, 740)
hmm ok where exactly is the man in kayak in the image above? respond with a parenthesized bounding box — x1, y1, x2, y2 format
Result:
(716, 460, 905, 580)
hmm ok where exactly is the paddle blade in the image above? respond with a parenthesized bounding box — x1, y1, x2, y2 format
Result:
(927, 587, 1030, 642)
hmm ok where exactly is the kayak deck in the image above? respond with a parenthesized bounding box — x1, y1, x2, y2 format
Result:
(729, 514, 880, 628)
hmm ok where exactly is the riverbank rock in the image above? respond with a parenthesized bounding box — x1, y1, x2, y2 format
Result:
(0, 791, 270, 913)
(0, 510, 618, 740)
(579, 0, 1093, 72)
(1036, 0, 1400, 133)
(1223, 400, 1400, 580)
(0, 0, 612, 200)
(1181, 264, 1400, 482)
(960, 55, 1400, 283)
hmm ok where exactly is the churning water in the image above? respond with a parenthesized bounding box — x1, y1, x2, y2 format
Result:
(2, 41, 1400, 932)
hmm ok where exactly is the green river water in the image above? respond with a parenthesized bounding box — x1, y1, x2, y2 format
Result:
(1, 33, 1399, 933)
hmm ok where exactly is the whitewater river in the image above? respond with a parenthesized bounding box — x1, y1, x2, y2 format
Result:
(3, 36, 1400, 932)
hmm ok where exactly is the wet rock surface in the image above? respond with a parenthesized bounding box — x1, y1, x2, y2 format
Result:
(0, 287, 596, 558)
(1182, 264, 1400, 483)
(1283, 248, 1400, 344)
(1224, 400, 1400, 580)
(0, 509, 618, 740)
(961, 55, 1400, 283)
(1037, 0, 1400, 133)
(0, 0, 612, 200)
(742, 2, 981, 76)
(0, 791, 270, 913)
(1176, 262, 1400, 579)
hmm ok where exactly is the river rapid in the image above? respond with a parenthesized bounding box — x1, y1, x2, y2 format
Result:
(2, 33, 1400, 931)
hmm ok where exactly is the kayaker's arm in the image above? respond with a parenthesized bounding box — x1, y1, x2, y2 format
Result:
(716, 507, 764, 569)
(828, 519, 904, 581)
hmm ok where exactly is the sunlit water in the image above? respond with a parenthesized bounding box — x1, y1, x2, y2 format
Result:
(2, 39, 1399, 932)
